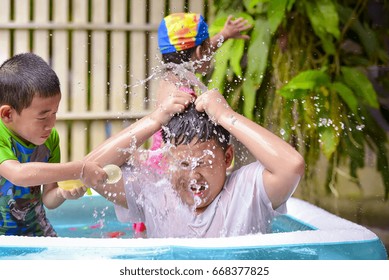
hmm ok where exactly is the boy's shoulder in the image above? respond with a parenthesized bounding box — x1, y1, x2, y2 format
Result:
(224, 161, 264, 188)
(230, 160, 262, 175)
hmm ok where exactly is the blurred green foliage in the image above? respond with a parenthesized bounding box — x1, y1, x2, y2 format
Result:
(207, 0, 389, 199)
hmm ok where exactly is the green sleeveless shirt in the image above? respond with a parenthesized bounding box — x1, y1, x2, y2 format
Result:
(0, 120, 60, 236)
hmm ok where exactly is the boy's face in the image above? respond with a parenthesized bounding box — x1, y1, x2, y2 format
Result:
(167, 138, 233, 213)
(8, 94, 61, 145)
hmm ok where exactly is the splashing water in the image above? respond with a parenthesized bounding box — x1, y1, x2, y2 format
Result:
(188, 179, 209, 195)
(169, 149, 216, 172)
(116, 143, 218, 237)
(120, 154, 197, 237)
(128, 56, 210, 94)
(112, 52, 219, 237)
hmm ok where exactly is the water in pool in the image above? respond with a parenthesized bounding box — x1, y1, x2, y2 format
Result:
(46, 194, 133, 239)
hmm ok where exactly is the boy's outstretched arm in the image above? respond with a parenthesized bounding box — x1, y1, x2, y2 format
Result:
(0, 160, 106, 188)
(210, 15, 252, 51)
(195, 90, 305, 209)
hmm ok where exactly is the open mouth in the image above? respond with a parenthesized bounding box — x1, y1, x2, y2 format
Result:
(188, 180, 209, 195)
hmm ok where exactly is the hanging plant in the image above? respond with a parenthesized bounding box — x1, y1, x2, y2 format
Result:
(207, 0, 389, 199)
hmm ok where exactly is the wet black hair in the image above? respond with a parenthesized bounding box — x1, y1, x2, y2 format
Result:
(161, 36, 212, 65)
(162, 103, 231, 150)
(0, 52, 60, 114)
(161, 48, 196, 64)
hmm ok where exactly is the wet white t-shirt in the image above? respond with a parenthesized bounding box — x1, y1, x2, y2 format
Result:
(115, 161, 287, 238)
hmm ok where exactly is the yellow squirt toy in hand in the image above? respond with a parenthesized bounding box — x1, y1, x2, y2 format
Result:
(58, 164, 122, 195)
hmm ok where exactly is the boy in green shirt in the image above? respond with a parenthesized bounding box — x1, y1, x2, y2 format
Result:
(0, 53, 107, 236)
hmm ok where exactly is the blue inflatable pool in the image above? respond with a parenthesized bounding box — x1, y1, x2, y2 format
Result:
(0, 195, 387, 260)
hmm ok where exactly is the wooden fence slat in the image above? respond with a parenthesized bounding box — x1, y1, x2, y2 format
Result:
(52, 0, 70, 162)
(110, 0, 128, 136)
(0, 0, 11, 64)
(189, 0, 205, 14)
(147, 0, 165, 111)
(53, 0, 70, 115)
(33, 0, 50, 62)
(129, 0, 146, 114)
(168, 0, 185, 13)
(0, 0, 10, 63)
(90, 0, 108, 150)
(14, 0, 30, 54)
(70, 0, 88, 160)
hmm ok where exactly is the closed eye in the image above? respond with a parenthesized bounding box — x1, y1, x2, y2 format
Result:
(179, 160, 190, 168)
(37, 111, 57, 121)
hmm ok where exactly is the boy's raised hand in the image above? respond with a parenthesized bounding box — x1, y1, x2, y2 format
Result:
(155, 87, 194, 125)
(221, 15, 252, 41)
(195, 89, 232, 122)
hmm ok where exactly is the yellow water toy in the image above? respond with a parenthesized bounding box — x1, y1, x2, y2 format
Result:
(58, 164, 122, 194)
(57, 179, 92, 195)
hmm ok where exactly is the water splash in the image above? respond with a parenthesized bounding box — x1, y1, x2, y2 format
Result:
(188, 179, 209, 194)
(121, 157, 197, 238)
(128, 56, 210, 94)
(111, 51, 219, 237)
(117, 143, 219, 237)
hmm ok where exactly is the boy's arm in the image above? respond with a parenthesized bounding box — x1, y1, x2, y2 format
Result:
(85, 86, 194, 167)
(0, 160, 106, 187)
(210, 15, 252, 52)
(195, 90, 305, 209)
(84, 88, 194, 204)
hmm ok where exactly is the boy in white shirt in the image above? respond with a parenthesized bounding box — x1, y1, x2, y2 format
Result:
(85, 89, 305, 237)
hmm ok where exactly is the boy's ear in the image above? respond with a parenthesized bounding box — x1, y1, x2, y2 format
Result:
(195, 38, 212, 59)
(224, 145, 234, 168)
(0, 105, 13, 123)
(194, 45, 204, 60)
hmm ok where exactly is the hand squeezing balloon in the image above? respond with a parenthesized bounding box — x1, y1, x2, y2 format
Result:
(58, 164, 122, 195)
(103, 164, 122, 184)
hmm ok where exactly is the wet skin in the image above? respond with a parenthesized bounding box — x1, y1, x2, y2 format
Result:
(7, 94, 60, 145)
(167, 138, 233, 214)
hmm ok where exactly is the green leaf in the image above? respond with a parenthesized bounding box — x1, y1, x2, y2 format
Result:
(208, 40, 234, 91)
(320, 126, 339, 159)
(277, 70, 330, 99)
(243, 0, 267, 14)
(306, 0, 340, 38)
(287, 0, 296, 11)
(242, 79, 257, 119)
(267, 0, 288, 34)
(279, 88, 310, 99)
(331, 82, 359, 114)
(244, 17, 271, 86)
(229, 40, 245, 77)
(242, 17, 271, 118)
(340, 67, 379, 108)
(304, 0, 339, 54)
(343, 129, 365, 180)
